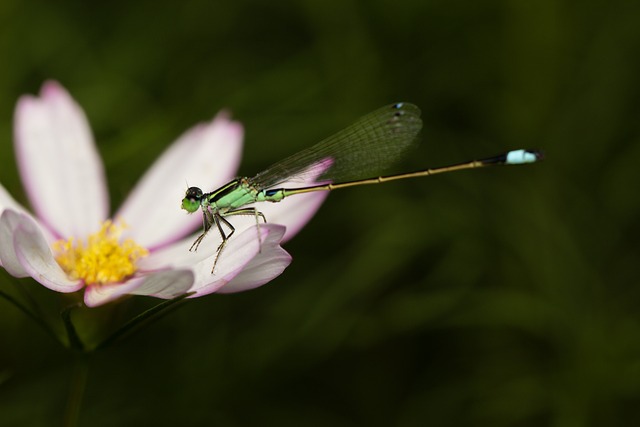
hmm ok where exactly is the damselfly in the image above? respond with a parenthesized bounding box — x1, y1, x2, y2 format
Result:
(181, 102, 542, 272)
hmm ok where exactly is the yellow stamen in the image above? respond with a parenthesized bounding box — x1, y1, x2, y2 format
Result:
(53, 220, 148, 286)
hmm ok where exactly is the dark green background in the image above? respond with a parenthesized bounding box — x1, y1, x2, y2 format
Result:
(1, 0, 639, 426)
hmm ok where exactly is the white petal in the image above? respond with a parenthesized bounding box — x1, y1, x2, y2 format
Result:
(14, 81, 108, 238)
(0, 186, 28, 269)
(115, 112, 244, 249)
(138, 209, 264, 270)
(256, 190, 328, 243)
(83, 269, 194, 307)
(83, 278, 143, 307)
(0, 210, 30, 276)
(0, 183, 27, 215)
(6, 211, 83, 292)
(138, 232, 217, 270)
(129, 269, 195, 298)
(254, 159, 331, 242)
(0, 186, 57, 246)
(187, 224, 287, 296)
(217, 225, 291, 293)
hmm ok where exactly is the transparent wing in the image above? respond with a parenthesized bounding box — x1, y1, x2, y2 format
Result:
(250, 102, 423, 188)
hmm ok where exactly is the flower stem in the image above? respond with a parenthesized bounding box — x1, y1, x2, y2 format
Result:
(93, 292, 193, 351)
(61, 303, 85, 351)
(63, 356, 90, 427)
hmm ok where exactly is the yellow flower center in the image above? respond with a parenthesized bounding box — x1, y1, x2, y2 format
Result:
(53, 220, 149, 286)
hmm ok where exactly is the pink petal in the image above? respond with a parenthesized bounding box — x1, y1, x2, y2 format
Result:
(253, 158, 332, 242)
(187, 224, 289, 296)
(14, 81, 108, 238)
(115, 112, 244, 249)
(0, 186, 29, 269)
(216, 225, 291, 293)
(139, 209, 269, 271)
(5, 210, 83, 293)
(0, 183, 27, 215)
(255, 190, 328, 243)
(129, 269, 195, 299)
(0, 210, 30, 276)
(138, 232, 217, 270)
(83, 278, 143, 307)
(123, 223, 290, 300)
(83, 269, 194, 307)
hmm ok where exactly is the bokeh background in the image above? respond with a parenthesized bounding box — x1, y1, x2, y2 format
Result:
(1, 0, 639, 426)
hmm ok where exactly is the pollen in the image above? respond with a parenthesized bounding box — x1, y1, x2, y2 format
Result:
(53, 220, 149, 286)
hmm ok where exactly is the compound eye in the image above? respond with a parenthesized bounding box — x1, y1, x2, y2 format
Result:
(186, 187, 203, 200)
(181, 187, 203, 213)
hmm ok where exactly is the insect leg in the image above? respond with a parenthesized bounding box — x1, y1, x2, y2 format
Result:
(190, 207, 215, 252)
(221, 208, 267, 252)
(211, 213, 234, 273)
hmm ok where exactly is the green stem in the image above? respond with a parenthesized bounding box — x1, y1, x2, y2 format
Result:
(63, 356, 90, 427)
(61, 304, 85, 351)
(93, 292, 194, 351)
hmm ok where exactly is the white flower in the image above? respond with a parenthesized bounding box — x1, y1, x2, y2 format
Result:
(0, 81, 327, 307)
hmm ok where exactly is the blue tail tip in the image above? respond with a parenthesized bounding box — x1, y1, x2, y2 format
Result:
(506, 149, 544, 164)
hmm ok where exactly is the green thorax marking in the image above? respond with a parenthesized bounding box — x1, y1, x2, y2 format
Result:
(204, 178, 257, 212)
(204, 178, 289, 214)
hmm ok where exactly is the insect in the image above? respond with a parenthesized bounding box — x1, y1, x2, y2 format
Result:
(181, 103, 542, 272)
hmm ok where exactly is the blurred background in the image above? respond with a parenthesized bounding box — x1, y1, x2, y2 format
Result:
(1, 0, 639, 426)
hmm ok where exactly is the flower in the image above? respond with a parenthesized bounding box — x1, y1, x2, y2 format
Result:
(0, 81, 327, 307)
